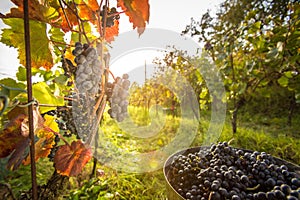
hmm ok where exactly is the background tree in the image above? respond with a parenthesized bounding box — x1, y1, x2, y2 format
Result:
(183, 0, 300, 133)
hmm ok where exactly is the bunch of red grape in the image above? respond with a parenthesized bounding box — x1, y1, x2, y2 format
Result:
(72, 42, 102, 96)
(107, 74, 130, 122)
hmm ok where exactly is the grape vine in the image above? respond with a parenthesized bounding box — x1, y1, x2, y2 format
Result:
(0, 0, 150, 199)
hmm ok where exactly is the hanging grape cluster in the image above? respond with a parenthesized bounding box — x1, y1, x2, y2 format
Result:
(70, 42, 104, 141)
(167, 142, 300, 200)
(100, 6, 120, 27)
(73, 94, 98, 141)
(43, 106, 77, 161)
(108, 74, 130, 122)
(72, 42, 103, 96)
(48, 135, 60, 162)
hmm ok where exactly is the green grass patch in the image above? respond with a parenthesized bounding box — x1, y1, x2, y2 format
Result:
(1, 107, 300, 199)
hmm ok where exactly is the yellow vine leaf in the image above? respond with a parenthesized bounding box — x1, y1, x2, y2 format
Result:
(23, 115, 57, 165)
(0, 18, 53, 70)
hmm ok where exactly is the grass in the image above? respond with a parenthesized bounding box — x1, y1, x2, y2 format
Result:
(1, 106, 300, 199)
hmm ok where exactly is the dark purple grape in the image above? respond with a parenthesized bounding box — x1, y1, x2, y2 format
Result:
(281, 184, 292, 195)
(287, 195, 298, 200)
(291, 178, 300, 187)
(266, 191, 277, 200)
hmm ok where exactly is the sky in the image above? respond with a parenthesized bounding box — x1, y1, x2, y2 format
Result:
(0, 0, 224, 81)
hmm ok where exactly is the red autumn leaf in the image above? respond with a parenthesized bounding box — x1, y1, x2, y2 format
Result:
(7, 106, 27, 121)
(7, 138, 30, 171)
(54, 140, 92, 177)
(4, 0, 50, 22)
(0, 114, 28, 158)
(117, 0, 150, 35)
(7, 105, 44, 133)
(58, 5, 79, 33)
(0, 106, 44, 170)
(105, 20, 119, 43)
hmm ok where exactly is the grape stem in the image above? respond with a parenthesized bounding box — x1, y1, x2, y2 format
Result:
(102, 0, 109, 38)
(59, 0, 90, 43)
(56, 96, 78, 102)
(58, 0, 72, 31)
(72, 0, 90, 44)
(108, 69, 116, 81)
(246, 184, 260, 191)
(50, 39, 71, 47)
(97, 0, 104, 36)
(44, 126, 70, 147)
(86, 95, 107, 146)
(107, 11, 126, 18)
(92, 90, 105, 117)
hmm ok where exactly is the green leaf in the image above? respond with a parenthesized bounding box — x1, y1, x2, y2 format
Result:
(16, 67, 27, 82)
(277, 76, 289, 87)
(248, 21, 261, 34)
(32, 82, 64, 113)
(260, 79, 269, 86)
(295, 93, 300, 104)
(1, 18, 53, 70)
(54, 74, 68, 85)
(284, 71, 293, 78)
(49, 27, 65, 56)
(260, 88, 271, 98)
(0, 95, 9, 116)
(0, 78, 26, 99)
(43, 71, 53, 81)
(238, 83, 247, 95)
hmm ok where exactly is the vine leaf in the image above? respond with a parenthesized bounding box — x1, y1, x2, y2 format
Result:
(3, 0, 75, 33)
(0, 78, 26, 100)
(6, 136, 30, 170)
(23, 115, 57, 165)
(105, 20, 119, 43)
(7, 106, 44, 135)
(84, 0, 100, 12)
(0, 106, 44, 170)
(4, 0, 51, 22)
(0, 114, 29, 159)
(58, 4, 79, 33)
(117, 0, 150, 35)
(54, 140, 92, 177)
(277, 75, 289, 87)
(78, 0, 99, 25)
(0, 18, 53, 70)
(32, 82, 64, 113)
